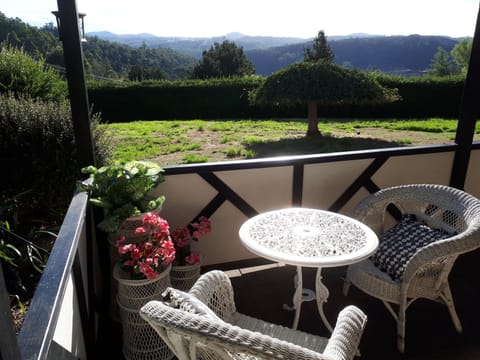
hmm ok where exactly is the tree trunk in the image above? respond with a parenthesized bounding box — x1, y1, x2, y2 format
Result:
(306, 101, 320, 136)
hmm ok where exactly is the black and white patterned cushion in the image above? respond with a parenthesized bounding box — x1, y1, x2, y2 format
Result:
(371, 215, 451, 282)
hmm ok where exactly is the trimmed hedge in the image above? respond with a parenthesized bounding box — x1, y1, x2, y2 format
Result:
(88, 77, 263, 122)
(88, 74, 466, 122)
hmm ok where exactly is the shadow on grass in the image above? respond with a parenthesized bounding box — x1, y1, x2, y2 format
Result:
(244, 133, 406, 158)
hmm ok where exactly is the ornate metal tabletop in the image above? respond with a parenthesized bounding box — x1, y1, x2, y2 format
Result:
(239, 207, 378, 268)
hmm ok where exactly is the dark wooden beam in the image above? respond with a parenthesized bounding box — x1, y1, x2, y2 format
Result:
(57, 0, 96, 168)
(450, 3, 480, 189)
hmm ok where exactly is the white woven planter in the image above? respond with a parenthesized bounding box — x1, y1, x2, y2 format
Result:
(113, 263, 171, 310)
(114, 263, 173, 360)
(118, 300, 173, 360)
(170, 262, 201, 291)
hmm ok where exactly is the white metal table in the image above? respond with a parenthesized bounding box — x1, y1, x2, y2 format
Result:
(239, 207, 378, 331)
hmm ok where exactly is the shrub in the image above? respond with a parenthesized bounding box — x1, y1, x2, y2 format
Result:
(88, 77, 264, 122)
(87, 74, 464, 121)
(0, 93, 111, 224)
(0, 44, 67, 101)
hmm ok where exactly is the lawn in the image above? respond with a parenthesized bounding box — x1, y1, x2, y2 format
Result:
(104, 118, 479, 165)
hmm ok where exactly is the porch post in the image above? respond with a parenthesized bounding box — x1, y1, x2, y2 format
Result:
(450, 3, 480, 189)
(56, 0, 96, 168)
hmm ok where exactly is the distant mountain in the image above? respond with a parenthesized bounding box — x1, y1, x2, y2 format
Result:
(88, 31, 464, 76)
(246, 34, 462, 76)
(87, 31, 311, 58)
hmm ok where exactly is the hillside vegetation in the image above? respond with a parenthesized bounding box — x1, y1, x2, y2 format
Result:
(0, 12, 196, 80)
(1, 12, 464, 80)
(246, 35, 461, 75)
(88, 30, 464, 76)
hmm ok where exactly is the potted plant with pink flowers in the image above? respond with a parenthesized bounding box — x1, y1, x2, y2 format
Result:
(113, 211, 176, 307)
(170, 216, 211, 291)
(113, 211, 176, 360)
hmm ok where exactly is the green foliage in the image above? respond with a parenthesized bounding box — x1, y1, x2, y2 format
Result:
(191, 40, 255, 79)
(303, 30, 334, 63)
(451, 38, 472, 75)
(87, 74, 464, 121)
(369, 74, 465, 118)
(1, 218, 27, 299)
(0, 221, 21, 266)
(183, 154, 209, 163)
(79, 161, 166, 232)
(0, 208, 52, 300)
(0, 12, 59, 60)
(248, 34, 461, 76)
(427, 47, 457, 76)
(0, 43, 67, 100)
(0, 93, 111, 221)
(88, 76, 263, 121)
(249, 62, 400, 106)
(426, 39, 472, 77)
(82, 37, 195, 80)
(0, 12, 195, 80)
(128, 65, 166, 81)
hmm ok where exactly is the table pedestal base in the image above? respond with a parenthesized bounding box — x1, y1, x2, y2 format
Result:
(283, 266, 333, 332)
(315, 267, 333, 332)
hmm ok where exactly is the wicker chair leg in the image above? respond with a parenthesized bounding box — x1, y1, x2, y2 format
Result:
(397, 323, 406, 353)
(442, 285, 463, 333)
(342, 278, 351, 296)
(397, 300, 407, 353)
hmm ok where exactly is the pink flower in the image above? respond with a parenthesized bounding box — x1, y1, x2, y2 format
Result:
(130, 247, 142, 260)
(139, 262, 158, 279)
(135, 226, 146, 234)
(172, 227, 190, 248)
(118, 243, 134, 255)
(116, 236, 126, 247)
(185, 252, 201, 265)
(171, 217, 211, 266)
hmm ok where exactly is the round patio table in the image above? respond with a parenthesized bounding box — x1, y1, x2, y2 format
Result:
(239, 207, 378, 330)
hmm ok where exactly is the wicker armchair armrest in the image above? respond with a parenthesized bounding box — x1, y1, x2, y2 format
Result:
(402, 225, 480, 284)
(188, 270, 238, 322)
(323, 305, 367, 360)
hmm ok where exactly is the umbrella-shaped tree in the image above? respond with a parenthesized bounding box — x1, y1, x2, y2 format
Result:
(249, 61, 400, 136)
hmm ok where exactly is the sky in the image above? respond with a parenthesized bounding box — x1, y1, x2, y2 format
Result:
(2, 0, 479, 39)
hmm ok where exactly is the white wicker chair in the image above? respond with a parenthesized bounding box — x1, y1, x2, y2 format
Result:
(140, 270, 367, 360)
(343, 184, 480, 353)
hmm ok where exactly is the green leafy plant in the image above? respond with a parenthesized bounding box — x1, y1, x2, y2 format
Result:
(80, 160, 166, 233)
(0, 43, 67, 101)
(0, 218, 51, 300)
(0, 221, 21, 266)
